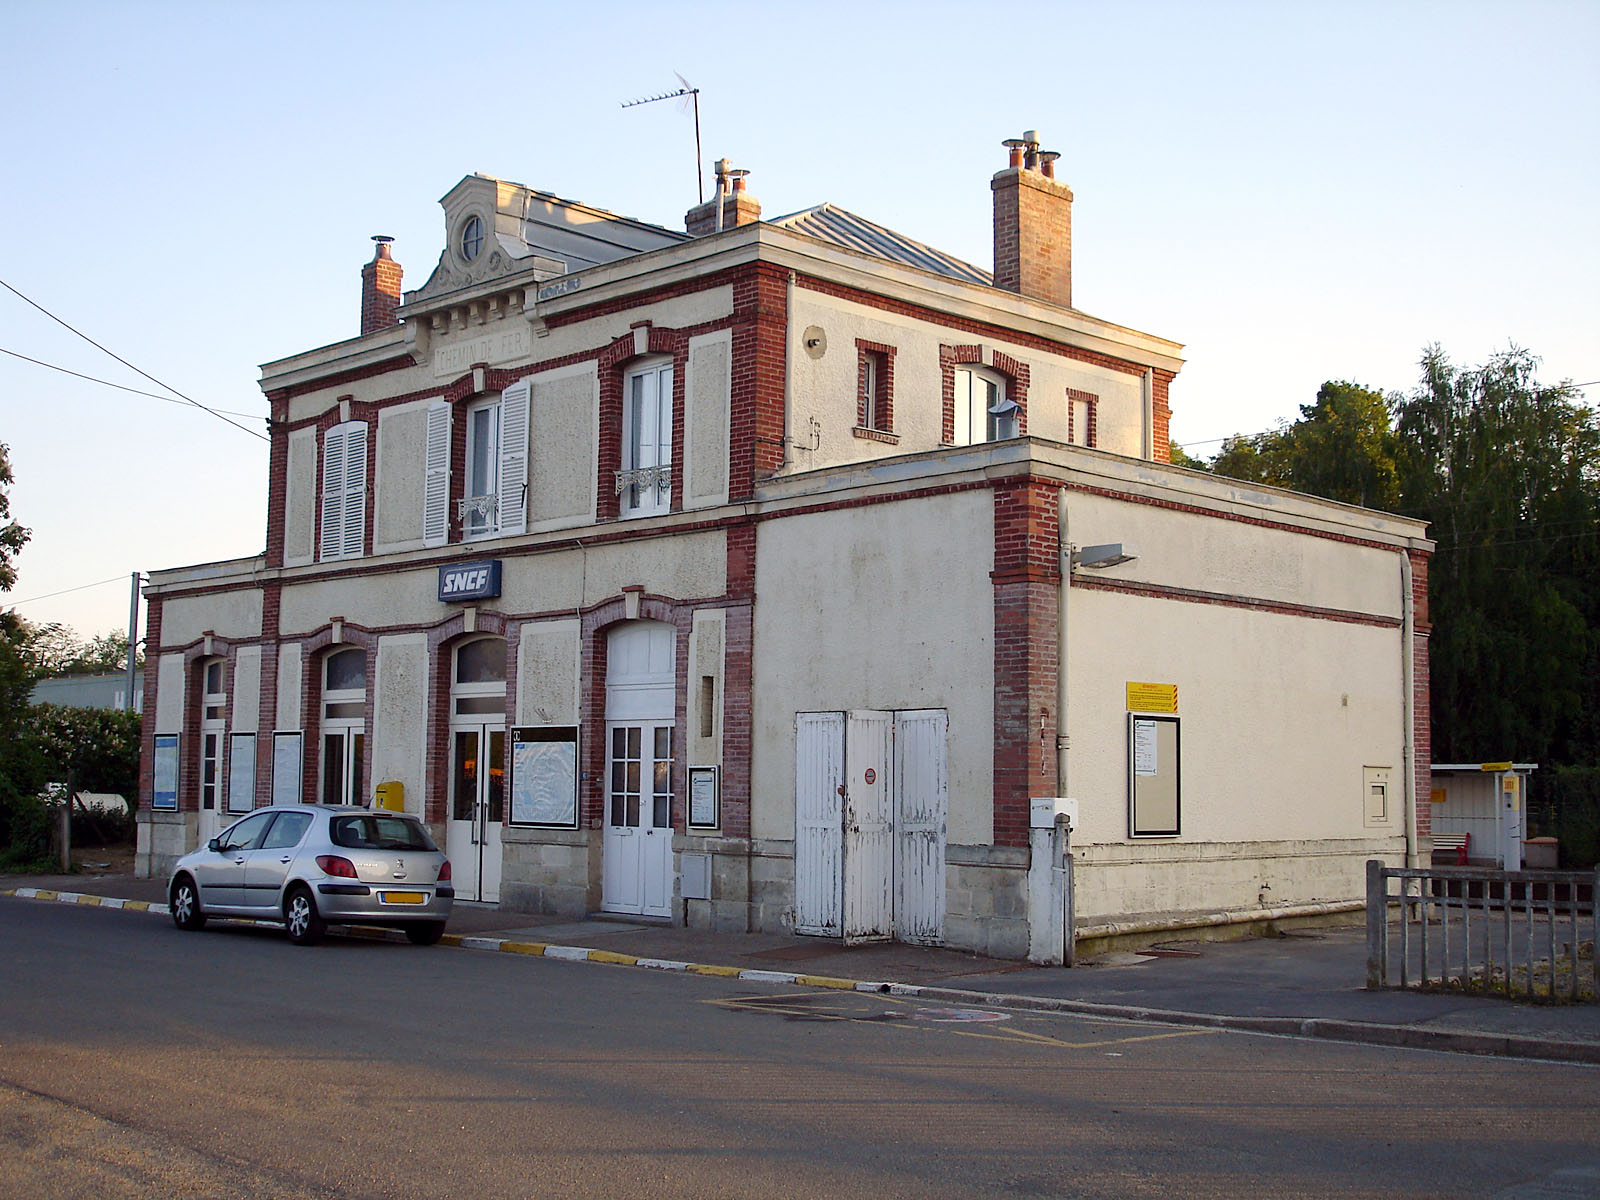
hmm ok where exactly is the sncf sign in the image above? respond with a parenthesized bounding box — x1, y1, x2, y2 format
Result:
(437, 560, 502, 603)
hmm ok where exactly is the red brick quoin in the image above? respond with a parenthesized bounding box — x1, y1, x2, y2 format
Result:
(990, 479, 1061, 848)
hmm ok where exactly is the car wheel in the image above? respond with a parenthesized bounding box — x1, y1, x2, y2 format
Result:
(170, 876, 206, 931)
(283, 885, 325, 946)
(405, 921, 446, 947)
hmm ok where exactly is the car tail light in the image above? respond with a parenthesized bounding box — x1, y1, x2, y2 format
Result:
(316, 855, 358, 878)
(438, 860, 452, 882)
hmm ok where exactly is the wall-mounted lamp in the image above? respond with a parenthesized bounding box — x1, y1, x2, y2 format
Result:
(1070, 543, 1137, 570)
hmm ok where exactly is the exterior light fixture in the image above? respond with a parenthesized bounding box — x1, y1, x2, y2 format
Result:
(1070, 543, 1136, 570)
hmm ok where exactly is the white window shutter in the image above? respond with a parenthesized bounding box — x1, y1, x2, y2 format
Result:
(423, 401, 451, 547)
(498, 380, 530, 537)
(319, 425, 347, 561)
(340, 422, 368, 558)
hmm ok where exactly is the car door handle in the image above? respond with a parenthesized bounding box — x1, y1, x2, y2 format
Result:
(278, 856, 292, 864)
(232, 856, 246, 865)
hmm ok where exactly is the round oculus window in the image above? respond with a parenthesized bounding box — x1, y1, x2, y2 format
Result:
(459, 215, 484, 262)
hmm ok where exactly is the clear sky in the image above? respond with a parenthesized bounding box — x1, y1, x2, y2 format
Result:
(2, 0, 1595, 641)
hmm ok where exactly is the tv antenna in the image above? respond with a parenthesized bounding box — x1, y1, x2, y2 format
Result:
(622, 73, 704, 203)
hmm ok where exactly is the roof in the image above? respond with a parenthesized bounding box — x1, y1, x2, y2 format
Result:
(769, 203, 993, 287)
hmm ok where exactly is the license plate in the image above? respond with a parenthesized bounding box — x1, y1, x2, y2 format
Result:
(377, 891, 426, 905)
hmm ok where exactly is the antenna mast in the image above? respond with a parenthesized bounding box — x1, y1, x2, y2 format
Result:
(621, 76, 704, 203)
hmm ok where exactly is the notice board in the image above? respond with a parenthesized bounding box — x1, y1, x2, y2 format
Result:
(1129, 714, 1180, 837)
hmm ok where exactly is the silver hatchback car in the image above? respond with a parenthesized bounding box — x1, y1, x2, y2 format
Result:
(168, 805, 453, 946)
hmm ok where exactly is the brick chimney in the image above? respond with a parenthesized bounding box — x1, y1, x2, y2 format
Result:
(686, 160, 761, 236)
(360, 235, 403, 335)
(992, 131, 1073, 308)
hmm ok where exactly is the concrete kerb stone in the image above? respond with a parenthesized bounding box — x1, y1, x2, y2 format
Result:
(7, 887, 1598, 1065)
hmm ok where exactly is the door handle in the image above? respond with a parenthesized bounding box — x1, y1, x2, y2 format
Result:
(278, 856, 292, 864)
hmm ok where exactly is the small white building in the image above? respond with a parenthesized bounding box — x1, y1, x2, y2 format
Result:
(1429, 763, 1539, 869)
(136, 135, 1435, 959)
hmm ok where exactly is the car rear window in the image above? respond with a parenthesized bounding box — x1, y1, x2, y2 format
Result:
(329, 815, 438, 852)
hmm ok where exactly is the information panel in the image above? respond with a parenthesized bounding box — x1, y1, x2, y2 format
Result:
(1129, 714, 1180, 837)
(271, 732, 303, 806)
(509, 726, 580, 828)
(152, 734, 179, 811)
(227, 733, 257, 813)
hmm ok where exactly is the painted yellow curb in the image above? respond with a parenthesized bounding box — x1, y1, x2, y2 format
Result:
(500, 941, 549, 957)
(586, 949, 639, 966)
(687, 963, 742, 978)
(795, 974, 860, 990)
(32, 890, 59, 901)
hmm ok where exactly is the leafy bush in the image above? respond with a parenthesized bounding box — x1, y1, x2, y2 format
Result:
(1542, 766, 1600, 870)
(0, 794, 54, 872)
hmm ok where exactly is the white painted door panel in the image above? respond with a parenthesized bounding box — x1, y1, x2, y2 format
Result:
(843, 710, 893, 943)
(894, 709, 948, 945)
(794, 712, 844, 936)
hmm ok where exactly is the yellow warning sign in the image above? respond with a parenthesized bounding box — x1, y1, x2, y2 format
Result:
(1126, 682, 1178, 713)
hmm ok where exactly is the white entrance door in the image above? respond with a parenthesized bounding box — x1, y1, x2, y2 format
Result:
(794, 709, 948, 945)
(601, 621, 676, 917)
(602, 722, 674, 917)
(447, 725, 504, 903)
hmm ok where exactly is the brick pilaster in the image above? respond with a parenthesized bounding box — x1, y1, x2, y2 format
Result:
(991, 480, 1061, 848)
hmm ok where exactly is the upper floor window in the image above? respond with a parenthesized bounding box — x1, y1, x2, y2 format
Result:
(425, 380, 529, 547)
(619, 360, 672, 518)
(856, 342, 896, 437)
(1068, 389, 1098, 448)
(462, 397, 501, 539)
(459, 215, 484, 262)
(320, 420, 369, 561)
(952, 367, 1019, 446)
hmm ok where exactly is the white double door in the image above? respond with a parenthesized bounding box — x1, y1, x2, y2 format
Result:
(447, 723, 504, 903)
(601, 720, 674, 918)
(794, 709, 948, 945)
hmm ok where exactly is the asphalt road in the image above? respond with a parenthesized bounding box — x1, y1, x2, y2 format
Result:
(3, 899, 1598, 1200)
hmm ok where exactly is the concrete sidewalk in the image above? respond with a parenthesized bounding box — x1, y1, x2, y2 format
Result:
(6, 869, 1597, 1065)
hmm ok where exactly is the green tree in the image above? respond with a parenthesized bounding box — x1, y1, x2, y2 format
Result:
(0, 444, 27, 593)
(28, 623, 141, 677)
(1395, 345, 1600, 766)
(1283, 381, 1399, 510)
(1208, 425, 1293, 488)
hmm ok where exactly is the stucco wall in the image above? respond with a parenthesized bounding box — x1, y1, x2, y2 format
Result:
(1064, 588, 1406, 849)
(1066, 490, 1404, 619)
(155, 653, 185, 730)
(684, 331, 731, 508)
(375, 400, 429, 552)
(276, 643, 302, 730)
(373, 634, 428, 815)
(517, 619, 581, 725)
(285, 428, 316, 567)
(160, 590, 264, 647)
(277, 531, 727, 636)
(529, 363, 598, 530)
(785, 288, 1149, 472)
(232, 646, 261, 732)
(752, 490, 994, 844)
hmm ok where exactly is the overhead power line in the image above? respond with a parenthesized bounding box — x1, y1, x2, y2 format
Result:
(0, 346, 264, 419)
(0, 278, 267, 443)
(6, 573, 133, 608)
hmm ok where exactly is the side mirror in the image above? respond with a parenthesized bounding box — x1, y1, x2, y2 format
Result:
(208, 838, 222, 852)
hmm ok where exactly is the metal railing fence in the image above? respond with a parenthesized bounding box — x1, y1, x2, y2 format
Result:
(1365, 859, 1598, 1002)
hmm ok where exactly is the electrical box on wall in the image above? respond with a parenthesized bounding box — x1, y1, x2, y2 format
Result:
(1030, 797, 1079, 830)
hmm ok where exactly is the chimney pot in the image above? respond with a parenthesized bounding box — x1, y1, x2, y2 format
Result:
(992, 136, 1073, 307)
(360, 236, 403, 335)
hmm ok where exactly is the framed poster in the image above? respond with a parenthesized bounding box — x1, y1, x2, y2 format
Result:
(226, 733, 257, 813)
(688, 765, 720, 830)
(1128, 714, 1180, 837)
(152, 734, 179, 811)
(509, 726, 580, 828)
(271, 731, 304, 806)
